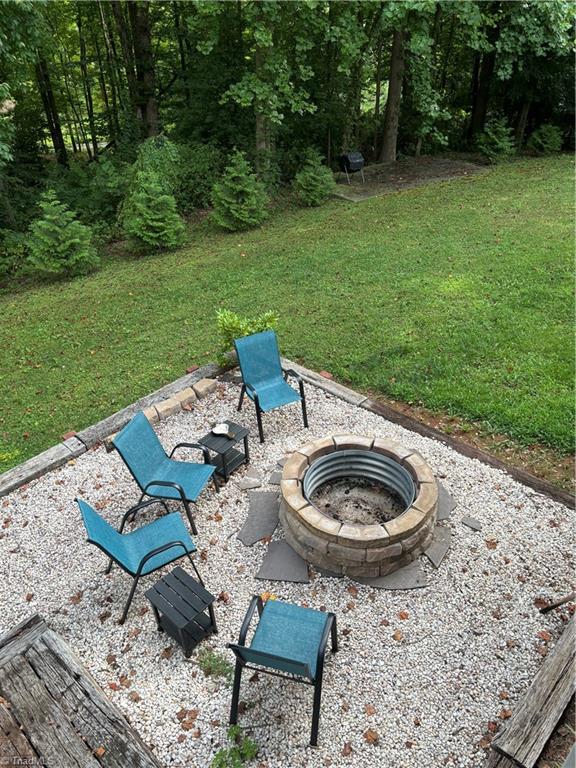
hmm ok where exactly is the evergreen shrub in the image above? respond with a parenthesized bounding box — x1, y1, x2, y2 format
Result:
(211, 151, 268, 231)
(26, 190, 99, 279)
(527, 124, 563, 155)
(121, 169, 185, 251)
(476, 118, 516, 163)
(293, 150, 335, 206)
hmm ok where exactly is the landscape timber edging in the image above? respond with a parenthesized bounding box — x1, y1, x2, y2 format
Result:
(0, 363, 221, 497)
(280, 358, 574, 511)
(0, 357, 573, 511)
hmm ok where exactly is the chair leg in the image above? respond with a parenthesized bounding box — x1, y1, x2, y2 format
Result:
(301, 392, 309, 429)
(237, 385, 246, 412)
(255, 401, 265, 443)
(212, 474, 220, 493)
(310, 676, 324, 747)
(229, 661, 243, 725)
(119, 574, 140, 625)
(183, 500, 198, 536)
(330, 614, 338, 652)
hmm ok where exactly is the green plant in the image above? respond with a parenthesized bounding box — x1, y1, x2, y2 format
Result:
(0, 229, 27, 282)
(210, 725, 258, 768)
(527, 124, 563, 155)
(197, 647, 234, 683)
(476, 117, 516, 163)
(176, 141, 225, 211)
(216, 308, 279, 366)
(292, 150, 335, 206)
(120, 169, 185, 251)
(133, 136, 182, 196)
(25, 190, 99, 279)
(211, 151, 269, 232)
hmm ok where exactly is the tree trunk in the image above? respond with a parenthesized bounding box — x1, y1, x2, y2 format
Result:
(378, 29, 405, 164)
(173, 1, 191, 106)
(373, 38, 383, 154)
(35, 58, 68, 166)
(77, 8, 99, 157)
(128, 1, 159, 137)
(468, 49, 496, 138)
(254, 27, 271, 175)
(111, 0, 140, 122)
(515, 98, 531, 148)
(98, 1, 123, 136)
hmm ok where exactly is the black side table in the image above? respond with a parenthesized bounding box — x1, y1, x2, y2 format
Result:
(198, 420, 250, 482)
(145, 567, 217, 658)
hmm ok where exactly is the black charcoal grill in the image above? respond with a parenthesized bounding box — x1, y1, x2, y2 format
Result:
(339, 151, 365, 184)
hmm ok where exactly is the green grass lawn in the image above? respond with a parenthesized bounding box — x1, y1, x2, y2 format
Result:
(0, 155, 573, 473)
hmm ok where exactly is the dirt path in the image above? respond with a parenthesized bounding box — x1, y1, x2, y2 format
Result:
(334, 155, 488, 202)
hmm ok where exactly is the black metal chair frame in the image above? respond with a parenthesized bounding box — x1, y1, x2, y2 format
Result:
(96, 498, 206, 624)
(228, 596, 338, 746)
(237, 369, 308, 443)
(115, 440, 219, 536)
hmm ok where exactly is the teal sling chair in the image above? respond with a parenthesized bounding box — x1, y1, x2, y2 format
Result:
(228, 596, 338, 746)
(77, 497, 206, 624)
(112, 411, 218, 535)
(234, 330, 308, 442)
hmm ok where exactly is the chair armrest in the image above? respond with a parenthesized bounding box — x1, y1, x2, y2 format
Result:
(142, 479, 188, 503)
(135, 541, 189, 576)
(237, 595, 264, 645)
(282, 368, 303, 384)
(169, 442, 211, 463)
(119, 499, 170, 533)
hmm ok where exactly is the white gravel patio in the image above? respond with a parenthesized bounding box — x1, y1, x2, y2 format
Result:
(0, 377, 573, 768)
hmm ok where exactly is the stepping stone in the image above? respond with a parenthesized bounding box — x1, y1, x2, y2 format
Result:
(268, 471, 282, 486)
(245, 468, 261, 481)
(425, 526, 451, 568)
(237, 491, 279, 546)
(256, 540, 310, 583)
(437, 481, 456, 521)
(276, 457, 288, 468)
(238, 477, 262, 491)
(461, 515, 482, 532)
(355, 561, 427, 590)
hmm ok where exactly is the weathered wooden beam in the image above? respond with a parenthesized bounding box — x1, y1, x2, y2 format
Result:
(492, 619, 575, 768)
(0, 701, 39, 762)
(0, 614, 47, 665)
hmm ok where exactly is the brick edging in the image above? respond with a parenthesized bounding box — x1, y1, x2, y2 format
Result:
(0, 363, 222, 497)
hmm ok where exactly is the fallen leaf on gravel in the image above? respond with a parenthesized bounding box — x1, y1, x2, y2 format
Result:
(128, 628, 141, 639)
(380, 619, 390, 626)
(69, 592, 83, 605)
(485, 539, 498, 550)
(99, 610, 111, 623)
(108, 682, 120, 691)
(405, 741, 414, 748)
(533, 596, 549, 610)
(177, 734, 186, 743)
(393, 629, 404, 642)
(106, 654, 117, 667)
(536, 645, 548, 657)
(25, 593, 34, 603)
(160, 647, 174, 660)
(341, 742, 353, 756)
(499, 691, 509, 700)
(128, 691, 141, 703)
(342, 628, 352, 636)
(499, 709, 512, 720)
(364, 729, 380, 745)
(138, 606, 149, 616)
(214, 512, 223, 522)
(200, 550, 208, 562)
(93, 747, 105, 758)
(347, 585, 358, 597)
(341, 701, 350, 712)
(479, 737, 492, 749)
(119, 674, 131, 688)
(537, 630, 552, 642)
(488, 721, 499, 733)
(364, 704, 376, 715)
(506, 638, 518, 648)
(398, 610, 409, 620)
(414, 717, 421, 726)
(346, 601, 356, 611)
(192, 728, 201, 738)
(217, 591, 230, 604)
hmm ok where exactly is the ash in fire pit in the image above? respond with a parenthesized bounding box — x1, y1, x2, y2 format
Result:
(310, 477, 405, 525)
(280, 435, 438, 579)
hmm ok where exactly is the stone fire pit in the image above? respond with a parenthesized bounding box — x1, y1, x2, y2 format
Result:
(280, 435, 438, 578)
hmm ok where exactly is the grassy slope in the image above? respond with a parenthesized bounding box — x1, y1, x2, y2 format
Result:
(0, 155, 573, 473)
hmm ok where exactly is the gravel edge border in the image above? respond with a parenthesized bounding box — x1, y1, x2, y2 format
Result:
(1, 357, 573, 511)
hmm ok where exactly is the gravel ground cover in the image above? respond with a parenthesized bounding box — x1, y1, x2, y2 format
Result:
(0, 378, 573, 768)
